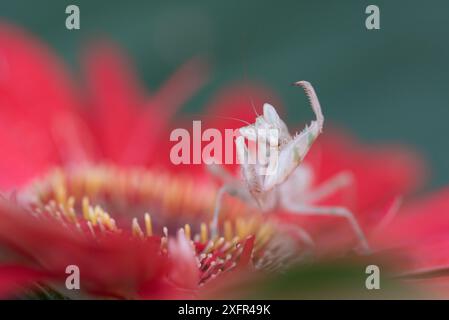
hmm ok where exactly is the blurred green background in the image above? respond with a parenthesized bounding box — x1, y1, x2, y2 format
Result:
(1, 0, 448, 189)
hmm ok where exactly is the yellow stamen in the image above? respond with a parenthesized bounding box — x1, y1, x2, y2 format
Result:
(200, 223, 208, 243)
(52, 170, 66, 204)
(91, 205, 103, 226)
(236, 218, 246, 238)
(132, 218, 144, 238)
(66, 196, 75, 211)
(184, 224, 191, 240)
(99, 210, 112, 230)
(82, 197, 90, 220)
(66, 196, 77, 222)
(224, 220, 233, 241)
(144, 213, 153, 236)
(213, 237, 225, 250)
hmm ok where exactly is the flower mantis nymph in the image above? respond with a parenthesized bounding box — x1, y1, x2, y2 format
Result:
(209, 81, 370, 253)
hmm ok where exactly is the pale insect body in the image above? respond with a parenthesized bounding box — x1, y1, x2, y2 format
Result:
(210, 81, 370, 253)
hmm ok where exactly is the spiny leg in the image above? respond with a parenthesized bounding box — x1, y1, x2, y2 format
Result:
(282, 201, 370, 253)
(294, 81, 324, 132)
(298, 171, 354, 204)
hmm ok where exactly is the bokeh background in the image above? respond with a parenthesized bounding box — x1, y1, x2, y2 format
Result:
(1, 0, 448, 189)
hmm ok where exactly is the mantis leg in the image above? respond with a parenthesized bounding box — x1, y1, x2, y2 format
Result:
(207, 163, 258, 237)
(299, 171, 354, 204)
(211, 184, 232, 236)
(210, 182, 255, 238)
(282, 201, 370, 253)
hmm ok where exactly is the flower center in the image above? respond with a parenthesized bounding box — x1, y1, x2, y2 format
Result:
(19, 165, 297, 283)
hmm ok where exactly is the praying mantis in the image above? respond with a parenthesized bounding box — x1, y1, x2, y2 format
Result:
(209, 81, 370, 253)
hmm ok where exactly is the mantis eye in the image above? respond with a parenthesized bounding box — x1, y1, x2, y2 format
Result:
(263, 103, 281, 125)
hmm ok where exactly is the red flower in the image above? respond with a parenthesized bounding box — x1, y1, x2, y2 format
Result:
(0, 22, 446, 299)
(0, 23, 275, 299)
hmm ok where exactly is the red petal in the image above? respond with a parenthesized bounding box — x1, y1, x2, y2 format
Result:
(370, 189, 449, 275)
(0, 265, 44, 298)
(121, 58, 208, 166)
(237, 235, 255, 268)
(82, 41, 144, 163)
(0, 199, 170, 298)
(0, 23, 84, 188)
